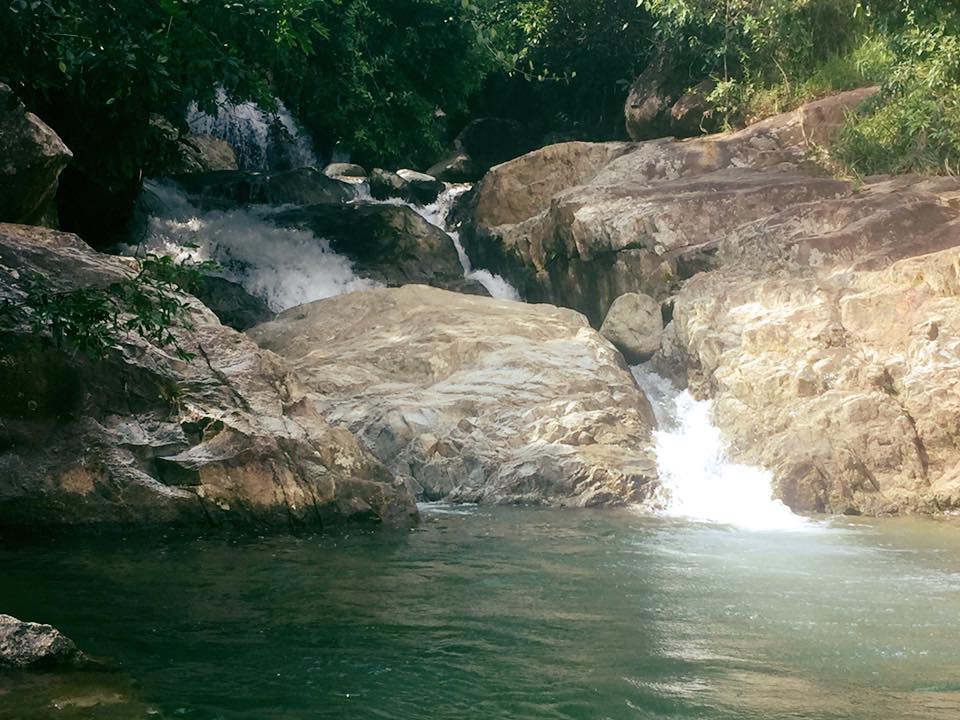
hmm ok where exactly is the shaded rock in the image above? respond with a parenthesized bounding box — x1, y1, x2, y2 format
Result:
(0, 223, 416, 529)
(323, 162, 366, 179)
(457, 118, 532, 171)
(624, 58, 674, 141)
(0, 615, 86, 669)
(600, 293, 663, 363)
(192, 275, 274, 331)
(670, 79, 718, 138)
(425, 151, 477, 183)
(465, 88, 878, 325)
(177, 135, 239, 173)
(268, 202, 477, 294)
(249, 285, 659, 507)
(396, 169, 442, 205)
(173, 168, 354, 209)
(0, 83, 72, 228)
(368, 168, 408, 201)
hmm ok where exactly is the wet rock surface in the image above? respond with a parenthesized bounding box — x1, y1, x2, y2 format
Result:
(249, 285, 659, 507)
(0, 223, 416, 529)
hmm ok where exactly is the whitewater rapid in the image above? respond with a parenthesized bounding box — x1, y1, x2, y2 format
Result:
(123, 181, 377, 312)
(631, 366, 810, 531)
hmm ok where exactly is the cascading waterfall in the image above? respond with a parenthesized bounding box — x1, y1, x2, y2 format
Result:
(186, 89, 318, 172)
(415, 184, 521, 301)
(631, 365, 810, 531)
(122, 181, 376, 312)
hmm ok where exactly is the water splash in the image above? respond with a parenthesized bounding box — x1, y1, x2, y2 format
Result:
(186, 89, 318, 171)
(631, 365, 810, 531)
(416, 185, 521, 301)
(121, 181, 376, 312)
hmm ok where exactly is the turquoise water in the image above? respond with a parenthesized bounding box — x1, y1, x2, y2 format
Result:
(2, 507, 960, 719)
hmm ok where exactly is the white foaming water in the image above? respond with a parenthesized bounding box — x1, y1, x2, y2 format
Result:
(416, 185, 521, 301)
(122, 181, 376, 312)
(631, 365, 810, 531)
(186, 89, 318, 171)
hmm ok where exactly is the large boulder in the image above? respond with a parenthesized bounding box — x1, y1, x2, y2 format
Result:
(0, 615, 86, 669)
(599, 293, 664, 364)
(268, 202, 485, 295)
(464, 88, 877, 324)
(177, 135, 239, 173)
(660, 177, 960, 516)
(624, 58, 675, 141)
(173, 168, 354, 208)
(0, 223, 416, 529)
(249, 285, 659, 506)
(0, 83, 72, 228)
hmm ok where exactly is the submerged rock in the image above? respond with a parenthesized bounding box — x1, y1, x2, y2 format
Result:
(269, 202, 487, 295)
(0, 615, 86, 669)
(249, 285, 658, 507)
(0, 83, 72, 228)
(0, 223, 416, 529)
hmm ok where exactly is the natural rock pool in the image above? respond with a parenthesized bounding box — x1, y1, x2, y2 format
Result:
(3, 508, 959, 719)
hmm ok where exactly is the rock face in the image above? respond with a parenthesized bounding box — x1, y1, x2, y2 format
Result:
(661, 177, 960, 516)
(0, 223, 416, 529)
(0, 83, 72, 228)
(192, 275, 275, 332)
(0, 615, 86, 669)
(268, 202, 484, 294)
(369, 168, 442, 205)
(462, 87, 960, 516)
(599, 293, 663, 364)
(177, 135, 239, 173)
(174, 168, 354, 208)
(249, 285, 659, 507)
(465, 88, 878, 325)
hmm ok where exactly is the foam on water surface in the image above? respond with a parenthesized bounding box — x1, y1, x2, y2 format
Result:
(632, 365, 811, 532)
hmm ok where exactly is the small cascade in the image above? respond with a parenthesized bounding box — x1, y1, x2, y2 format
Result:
(186, 89, 318, 171)
(416, 185, 521, 301)
(631, 365, 809, 531)
(122, 181, 375, 312)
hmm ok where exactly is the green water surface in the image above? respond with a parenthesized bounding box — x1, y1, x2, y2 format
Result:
(2, 507, 959, 720)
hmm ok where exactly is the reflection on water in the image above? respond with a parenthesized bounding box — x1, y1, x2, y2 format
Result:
(1, 509, 959, 720)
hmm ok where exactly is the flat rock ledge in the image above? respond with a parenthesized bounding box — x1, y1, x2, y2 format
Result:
(249, 285, 659, 507)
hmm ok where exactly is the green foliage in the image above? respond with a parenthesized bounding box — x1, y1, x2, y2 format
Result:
(3, 255, 217, 362)
(833, 1, 960, 175)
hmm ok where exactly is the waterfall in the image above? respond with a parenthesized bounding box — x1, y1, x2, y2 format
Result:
(122, 181, 375, 312)
(631, 365, 810, 531)
(186, 89, 318, 172)
(415, 185, 521, 301)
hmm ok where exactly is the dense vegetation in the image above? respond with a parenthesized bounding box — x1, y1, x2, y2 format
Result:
(0, 0, 957, 242)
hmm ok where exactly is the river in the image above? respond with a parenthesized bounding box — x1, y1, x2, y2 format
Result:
(2, 509, 960, 719)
